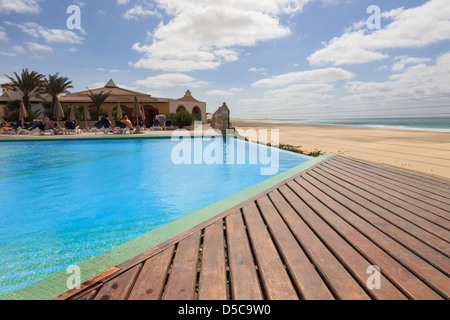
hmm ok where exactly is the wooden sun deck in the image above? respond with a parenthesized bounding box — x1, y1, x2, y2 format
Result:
(56, 155, 450, 300)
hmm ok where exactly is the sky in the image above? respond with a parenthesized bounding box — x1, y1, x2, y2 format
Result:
(0, 0, 449, 120)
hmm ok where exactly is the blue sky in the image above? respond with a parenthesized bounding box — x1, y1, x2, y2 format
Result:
(0, 0, 449, 119)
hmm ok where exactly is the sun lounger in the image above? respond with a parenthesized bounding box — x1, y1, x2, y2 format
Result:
(164, 120, 174, 130)
(7, 120, 23, 135)
(17, 122, 40, 135)
(64, 121, 80, 135)
(113, 121, 135, 134)
(37, 123, 54, 135)
(151, 119, 161, 131)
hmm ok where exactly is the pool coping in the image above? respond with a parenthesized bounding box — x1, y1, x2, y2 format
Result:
(0, 138, 332, 300)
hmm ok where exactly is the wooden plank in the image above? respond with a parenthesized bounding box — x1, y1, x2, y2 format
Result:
(335, 156, 450, 202)
(242, 202, 299, 300)
(333, 157, 450, 208)
(324, 161, 450, 227)
(292, 178, 444, 300)
(198, 220, 228, 300)
(226, 211, 263, 300)
(53, 266, 120, 300)
(128, 246, 175, 300)
(256, 195, 334, 300)
(315, 165, 450, 256)
(336, 156, 450, 190)
(94, 264, 142, 300)
(277, 186, 403, 300)
(74, 286, 101, 300)
(305, 170, 450, 276)
(162, 231, 201, 300)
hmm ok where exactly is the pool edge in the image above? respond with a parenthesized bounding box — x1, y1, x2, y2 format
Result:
(1, 154, 334, 300)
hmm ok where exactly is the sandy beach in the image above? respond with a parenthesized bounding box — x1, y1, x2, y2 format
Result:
(232, 119, 450, 179)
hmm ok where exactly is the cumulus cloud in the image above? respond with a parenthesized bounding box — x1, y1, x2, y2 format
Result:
(344, 51, 450, 103)
(123, 1, 159, 20)
(135, 73, 209, 88)
(392, 56, 432, 72)
(308, 0, 450, 66)
(6, 21, 83, 44)
(25, 41, 53, 52)
(130, 0, 313, 72)
(0, 0, 41, 14)
(252, 67, 355, 88)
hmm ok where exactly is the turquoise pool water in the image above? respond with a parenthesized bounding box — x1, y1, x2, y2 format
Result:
(0, 138, 311, 294)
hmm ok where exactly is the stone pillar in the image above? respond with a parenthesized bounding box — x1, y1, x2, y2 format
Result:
(220, 102, 230, 135)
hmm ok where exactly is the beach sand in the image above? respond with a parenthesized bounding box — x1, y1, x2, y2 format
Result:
(232, 119, 450, 179)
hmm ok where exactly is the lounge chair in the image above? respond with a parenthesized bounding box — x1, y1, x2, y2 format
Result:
(91, 119, 112, 135)
(18, 121, 40, 135)
(150, 119, 161, 131)
(164, 120, 174, 130)
(37, 122, 54, 135)
(7, 120, 23, 135)
(113, 121, 135, 134)
(64, 121, 80, 135)
(0, 123, 13, 134)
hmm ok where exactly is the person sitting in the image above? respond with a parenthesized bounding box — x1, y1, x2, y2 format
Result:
(122, 115, 134, 129)
(45, 117, 64, 134)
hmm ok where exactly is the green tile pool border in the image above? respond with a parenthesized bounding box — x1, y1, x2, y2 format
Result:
(0, 138, 332, 300)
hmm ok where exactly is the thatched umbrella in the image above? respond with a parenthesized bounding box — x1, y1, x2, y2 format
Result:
(116, 102, 123, 120)
(69, 106, 77, 122)
(19, 101, 28, 121)
(132, 96, 142, 134)
(84, 105, 91, 129)
(107, 108, 114, 121)
(53, 98, 65, 126)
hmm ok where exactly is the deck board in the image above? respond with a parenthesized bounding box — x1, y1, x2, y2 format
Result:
(58, 155, 450, 301)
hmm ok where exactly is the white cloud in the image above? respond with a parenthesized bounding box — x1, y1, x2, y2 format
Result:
(205, 88, 244, 96)
(25, 41, 53, 52)
(135, 73, 209, 88)
(0, 26, 7, 41)
(0, 45, 25, 57)
(249, 67, 266, 73)
(0, 0, 41, 14)
(7, 22, 83, 44)
(131, 0, 313, 72)
(308, 0, 450, 66)
(117, 0, 130, 4)
(343, 51, 450, 103)
(252, 67, 355, 88)
(123, 1, 159, 20)
(205, 90, 236, 96)
(392, 56, 432, 72)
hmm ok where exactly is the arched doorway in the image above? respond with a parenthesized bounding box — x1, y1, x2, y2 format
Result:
(177, 105, 186, 112)
(192, 106, 201, 122)
(126, 105, 159, 128)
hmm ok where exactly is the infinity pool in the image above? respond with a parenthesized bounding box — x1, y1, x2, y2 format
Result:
(0, 137, 311, 294)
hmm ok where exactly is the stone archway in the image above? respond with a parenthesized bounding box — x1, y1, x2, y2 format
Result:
(177, 105, 187, 112)
(192, 106, 202, 121)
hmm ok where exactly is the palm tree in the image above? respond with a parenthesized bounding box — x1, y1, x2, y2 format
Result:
(5, 69, 45, 110)
(86, 89, 112, 116)
(42, 73, 74, 115)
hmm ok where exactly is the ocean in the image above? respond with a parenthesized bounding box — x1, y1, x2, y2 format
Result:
(270, 117, 450, 132)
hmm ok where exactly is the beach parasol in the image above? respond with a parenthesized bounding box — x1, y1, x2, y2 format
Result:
(53, 98, 65, 126)
(132, 96, 142, 133)
(107, 108, 114, 121)
(19, 101, 28, 121)
(69, 106, 77, 122)
(116, 102, 123, 120)
(84, 105, 91, 129)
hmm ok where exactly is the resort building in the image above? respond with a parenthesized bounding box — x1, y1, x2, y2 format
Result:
(0, 82, 48, 119)
(59, 79, 207, 127)
(0, 79, 207, 125)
